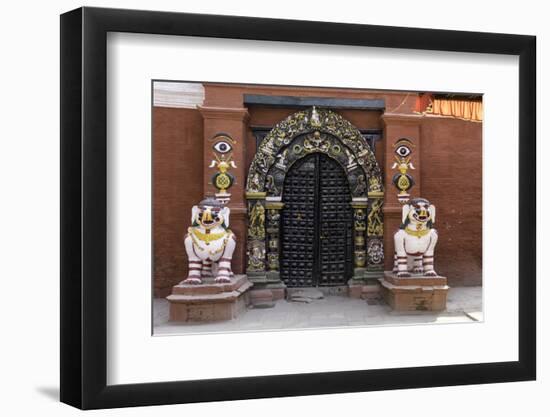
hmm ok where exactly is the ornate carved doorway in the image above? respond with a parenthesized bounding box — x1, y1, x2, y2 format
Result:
(245, 107, 385, 289)
(280, 153, 353, 287)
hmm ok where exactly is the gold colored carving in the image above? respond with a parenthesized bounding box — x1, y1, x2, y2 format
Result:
(209, 153, 237, 193)
(354, 250, 366, 267)
(367, 198, 384, 237)
(245, 191, 267, 199)
(267, 252, 279, 270)
(215, 173, 231, 191)
(369, 176, 382, 193)
(265, 201, 285, 210)
(397, 175, 411, 191)
(246, 107, 383, 194)
(247, 240, 266, 271)
(248, 201, 265, 239)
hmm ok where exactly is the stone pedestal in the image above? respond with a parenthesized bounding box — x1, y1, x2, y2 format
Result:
(379, 271, 449, 311)
(167, 275, 252, 322)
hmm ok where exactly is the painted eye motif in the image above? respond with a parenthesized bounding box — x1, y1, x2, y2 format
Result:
(213, 141, 232, 154)
(395, 145, 411, 157)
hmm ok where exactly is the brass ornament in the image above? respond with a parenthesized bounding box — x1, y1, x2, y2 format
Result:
(210, 153, 237, 196)
(215, 172, 231, 191)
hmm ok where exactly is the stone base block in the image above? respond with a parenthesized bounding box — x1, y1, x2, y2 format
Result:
(348, 280, 381, 299)
(167, 274, 252, 322)
(248, 280, 286, 306)
(379, 271, 449, 312)
(270, 287, 286, 300)
(249, 289, 275, 308)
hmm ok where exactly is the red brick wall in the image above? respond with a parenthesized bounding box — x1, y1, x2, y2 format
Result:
(419, 117, 482, 286)
(153, 107, 204, 297)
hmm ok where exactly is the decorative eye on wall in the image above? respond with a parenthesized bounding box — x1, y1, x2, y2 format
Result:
(213, 141, 233, 154)
(393, 138, 414, 158)
(395, 144, 411, 157)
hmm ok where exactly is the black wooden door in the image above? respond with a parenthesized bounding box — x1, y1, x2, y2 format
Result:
(280, 153, 353, 287)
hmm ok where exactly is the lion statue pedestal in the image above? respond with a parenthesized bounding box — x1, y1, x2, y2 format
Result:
(166, 198, 252, 322)
(379, 198, 449, 312)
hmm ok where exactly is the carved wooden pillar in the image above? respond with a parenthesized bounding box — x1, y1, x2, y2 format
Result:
(350, 198, 368, 281)
(366, 191, 385, 280)
(245, 192, 267, 283)
(265, 197, 284, 282)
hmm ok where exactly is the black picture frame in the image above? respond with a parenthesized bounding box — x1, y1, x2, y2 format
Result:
(60, 6, 536, 410)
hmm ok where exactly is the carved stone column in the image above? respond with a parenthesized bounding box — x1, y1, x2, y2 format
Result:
(350, 198, 368, 282)
(366, 191, 385, 281)
(245, 192, 267, 283)
(265, 197, 284, 282)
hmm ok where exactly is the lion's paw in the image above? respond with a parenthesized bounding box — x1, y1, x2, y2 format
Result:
(182, 277, 202, 285)
(396, 272, 411, 278)
(215, 276, 231, 284)
(424, 271, 438, 277)
(412, 267, 424, 274)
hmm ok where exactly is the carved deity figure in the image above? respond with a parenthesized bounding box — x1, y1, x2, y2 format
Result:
(249, 201, 265, 239)
(182, 198, 236, 285)
(393, 198, 438, 277)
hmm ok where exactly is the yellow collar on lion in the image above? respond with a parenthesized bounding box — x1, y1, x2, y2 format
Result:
(189, 228, 227, 243)
(404, 227, 430, 238)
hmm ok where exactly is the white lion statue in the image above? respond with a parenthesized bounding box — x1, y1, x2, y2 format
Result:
(182, 198, 236, 285)
(393, 197, 438, 277)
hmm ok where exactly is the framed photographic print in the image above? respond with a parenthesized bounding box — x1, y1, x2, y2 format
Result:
(60, 6, 536, 410)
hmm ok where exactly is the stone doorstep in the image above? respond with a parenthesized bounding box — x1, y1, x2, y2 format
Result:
(171, 274, 248, 295)
(383, 271, 447, 287)
(288, 288, 324, 300)
(288, 297, 313, 303)
(167, 280, 253, 305)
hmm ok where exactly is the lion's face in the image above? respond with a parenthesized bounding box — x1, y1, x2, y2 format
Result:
(198, 205, 223, 229)
(404, 198, 436, 228)
(192, 198, 229, 230)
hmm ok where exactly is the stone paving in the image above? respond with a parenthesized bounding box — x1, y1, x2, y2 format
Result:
(153, 286, 482, 336)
